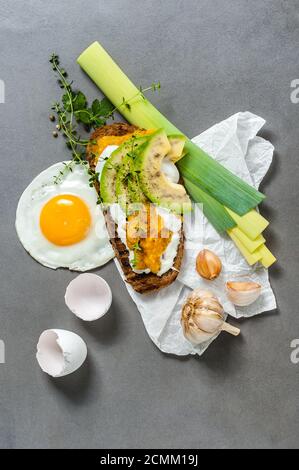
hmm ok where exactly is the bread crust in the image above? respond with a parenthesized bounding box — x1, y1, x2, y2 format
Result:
(87, 123, 138, 169)
(87, 123, 184, 294)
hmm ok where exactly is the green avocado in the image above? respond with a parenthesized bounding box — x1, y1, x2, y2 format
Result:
(166, 135, 186, 162)
(100, 136, 148, 204)
(115, 152, 148, 209)
(135, 129, 191, 213)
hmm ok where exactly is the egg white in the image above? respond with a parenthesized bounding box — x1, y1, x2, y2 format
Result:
(16, 162, 114, 271)
(161, 158, 180, 184)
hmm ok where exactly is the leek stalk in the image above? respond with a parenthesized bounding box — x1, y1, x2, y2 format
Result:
(183, 178, 236, 232)
(77, 41, 265, 215)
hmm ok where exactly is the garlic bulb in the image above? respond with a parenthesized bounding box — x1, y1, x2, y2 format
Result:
(181, 288, 240, 345)
(226, 281, 261, 306)
(196, 249, 222, 280)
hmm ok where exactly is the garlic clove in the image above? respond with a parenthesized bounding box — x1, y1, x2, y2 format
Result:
(195, 311, 224, 334)
(182, 321, 215, 345)
(181, 288, 240, 345)
(196, 249, 222, 280)
(226, 281, 262, 306)
(199, 298, 224, 314)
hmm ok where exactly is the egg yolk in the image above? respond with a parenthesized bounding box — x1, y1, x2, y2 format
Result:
(40, 194, 91, 246)
(126, 205, 172, 273)
(89, 129, 155, 165)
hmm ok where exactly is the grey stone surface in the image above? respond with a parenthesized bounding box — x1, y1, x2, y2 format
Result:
(0, 0, 298, 449)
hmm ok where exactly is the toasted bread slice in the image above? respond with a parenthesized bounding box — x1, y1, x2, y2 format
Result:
(87, 123, 139, 169)
(87, 123, 184, 294)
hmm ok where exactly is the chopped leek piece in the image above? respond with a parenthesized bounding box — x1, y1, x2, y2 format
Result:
(226, 208, 269, 240)
(183, 178, 236, 233)
(256, 245, 276, 268)
(227, 227, 265, 253)
(228, 231, 262, 265)
(77, 41, 265, 215)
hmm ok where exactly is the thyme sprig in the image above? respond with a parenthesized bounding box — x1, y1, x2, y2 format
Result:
(49, 53, 160, 189)
(131, 241, 142, 268)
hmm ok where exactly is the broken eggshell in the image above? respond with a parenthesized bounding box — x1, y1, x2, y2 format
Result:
(65, 273, 112, 321)
(36, 329, 87, 378)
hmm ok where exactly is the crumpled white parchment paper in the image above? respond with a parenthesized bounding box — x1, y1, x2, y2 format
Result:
(115, 112, 277, 356)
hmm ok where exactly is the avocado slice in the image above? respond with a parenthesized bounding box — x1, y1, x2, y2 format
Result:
(135, 129, 191, 213)
(100, 136, 148, 203)
(167, 135, 186, 162)
(116, 152, 148, 209)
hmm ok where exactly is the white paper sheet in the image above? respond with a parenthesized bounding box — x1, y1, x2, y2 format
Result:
(115, 112, 277, 356)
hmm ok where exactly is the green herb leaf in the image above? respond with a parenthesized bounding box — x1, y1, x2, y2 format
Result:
(92, 97, 114, 117)
(72, 91, 87, 111)
(75, 109, 92, 125)
(91, 98, 101, 115)
(132, 241, 141, 251)
(92, 116, 106, 128)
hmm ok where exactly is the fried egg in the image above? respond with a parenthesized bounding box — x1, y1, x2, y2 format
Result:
(16, 162, 114, 271)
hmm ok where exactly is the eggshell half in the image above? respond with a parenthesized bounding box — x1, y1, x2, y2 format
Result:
(36, 329, 87, 377)
(65, 273, 112, 321)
